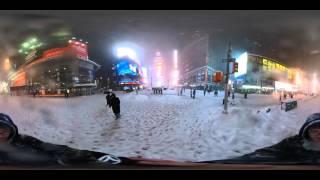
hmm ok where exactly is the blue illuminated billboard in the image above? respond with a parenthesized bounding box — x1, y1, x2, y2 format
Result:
(116, 59, 139, 76)
(116, 58, 141, 85)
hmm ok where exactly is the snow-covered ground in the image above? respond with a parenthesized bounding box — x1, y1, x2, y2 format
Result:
(0, 90, 318, 162)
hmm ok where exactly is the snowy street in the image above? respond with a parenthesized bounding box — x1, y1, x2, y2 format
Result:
(0, 90, 318, 162)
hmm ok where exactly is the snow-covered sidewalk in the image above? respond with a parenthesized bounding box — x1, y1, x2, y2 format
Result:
(0, 90, 318, 162)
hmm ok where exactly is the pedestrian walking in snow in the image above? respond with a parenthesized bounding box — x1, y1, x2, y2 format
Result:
(110, 94, 120, 119)
(214, 90, 218, 96)
(193, 88, 196, 99)
(106, 92, 111, 107)
(190, 88, 193, 98)
(33, 90, 36, 98)
(109, 93, 114, 108)
(64, 89, 69, 98)
(0, 113, 128, 166)
(180, 88, 183, 96)
(232, 92, 235, 100)
(244, 92, 248, 99)
(204, 89, 206, 96)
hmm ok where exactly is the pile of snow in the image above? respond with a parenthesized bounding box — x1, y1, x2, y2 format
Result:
(0, 90, 318, 162)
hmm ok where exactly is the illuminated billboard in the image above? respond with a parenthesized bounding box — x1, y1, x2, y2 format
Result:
(116, 58, 141, 85)
(116, 59, 139, 76)
(234, 52, 248, 77)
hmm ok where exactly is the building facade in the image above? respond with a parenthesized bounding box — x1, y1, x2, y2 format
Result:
(233, 52, 296, 93)
(8, 39, 101, 96)
(179, 33, 217, 89)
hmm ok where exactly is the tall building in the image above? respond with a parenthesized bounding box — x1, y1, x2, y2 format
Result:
(152, 52, 166, 88)
(179, 32, 215, 89)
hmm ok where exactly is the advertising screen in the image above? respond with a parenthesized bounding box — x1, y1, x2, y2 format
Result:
(116, 59, 139, 76)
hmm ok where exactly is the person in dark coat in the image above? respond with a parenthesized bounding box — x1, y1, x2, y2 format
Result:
(64, 89, 70, 98)
(108, 93, 114, 108)
(110, 94, 121, 119)
(190, 88, 193, 98)
(193, 89, 196, 99)
(106, 92, 111, 107)
(0, 113, 128, 166)
(33, 90, 37, 98)
(202, 113, 320, 164)
(244, 91, 248, 99)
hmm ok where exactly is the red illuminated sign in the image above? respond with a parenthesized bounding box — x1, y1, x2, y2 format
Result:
(42, 48, 68, 59)
(11, 72, 26, 87)
(68, 40, 88, 60)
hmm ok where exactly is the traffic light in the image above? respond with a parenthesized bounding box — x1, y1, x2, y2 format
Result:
(213, 71, 223, 83)
(234, 62, 239, 73)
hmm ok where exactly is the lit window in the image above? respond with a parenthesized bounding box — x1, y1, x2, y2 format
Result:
(263, 59, 268, 65)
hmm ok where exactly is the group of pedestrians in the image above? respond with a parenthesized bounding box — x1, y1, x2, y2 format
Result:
(152, 88, 163, 95)
(106, 92, 121, 119)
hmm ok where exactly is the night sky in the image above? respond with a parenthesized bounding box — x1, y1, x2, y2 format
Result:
(1, 10, 320, 78)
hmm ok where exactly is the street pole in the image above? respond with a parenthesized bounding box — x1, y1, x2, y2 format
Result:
(223, 42, 232, 114)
